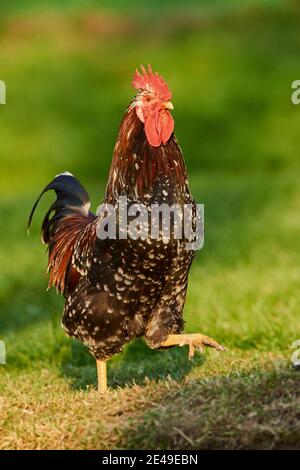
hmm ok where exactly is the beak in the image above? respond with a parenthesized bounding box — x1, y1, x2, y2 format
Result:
(163, 101, 174, 110)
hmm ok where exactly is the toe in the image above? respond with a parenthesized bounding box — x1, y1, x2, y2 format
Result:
(194, 342, 204, 354)
(188, 341, 196, 359)
(201, 335, 227, 351)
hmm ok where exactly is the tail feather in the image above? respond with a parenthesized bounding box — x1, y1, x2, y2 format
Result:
(28, 172, 92, 243)
(28, 172, 95, 294)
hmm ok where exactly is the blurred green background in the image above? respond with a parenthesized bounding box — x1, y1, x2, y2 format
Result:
(0, 0, 300, 387)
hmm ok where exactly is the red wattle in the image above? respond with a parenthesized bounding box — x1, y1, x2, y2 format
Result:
(144, 109, 174, 147)
(160, 110, 174, 145)
(144, 109, 161, 147)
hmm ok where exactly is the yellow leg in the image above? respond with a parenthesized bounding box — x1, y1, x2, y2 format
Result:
(160, 333, 226, 359)
(96, 359, 108, 393)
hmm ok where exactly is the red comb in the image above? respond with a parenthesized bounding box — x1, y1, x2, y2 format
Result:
(132, 64, 172, 101)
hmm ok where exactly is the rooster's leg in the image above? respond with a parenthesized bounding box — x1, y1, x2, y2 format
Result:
(160, 333, 226, 359)
(96, 359, 108, 393)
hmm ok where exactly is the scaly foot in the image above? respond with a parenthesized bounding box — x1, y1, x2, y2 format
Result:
(96, 359, 108, 393)
(160, 333, 226, 359)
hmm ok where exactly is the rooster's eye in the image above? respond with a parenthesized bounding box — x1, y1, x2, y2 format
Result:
(145, 97, 151, 102)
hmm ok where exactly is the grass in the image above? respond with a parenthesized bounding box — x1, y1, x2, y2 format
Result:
(0, 1, 300, 449)
(1, 356, 299, 449)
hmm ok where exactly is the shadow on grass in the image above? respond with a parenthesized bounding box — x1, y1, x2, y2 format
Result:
(61, 338, 205, 390)
(117, 364, 300, 450)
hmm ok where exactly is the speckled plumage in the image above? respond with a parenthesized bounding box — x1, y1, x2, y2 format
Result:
(29, 101, 197, 361)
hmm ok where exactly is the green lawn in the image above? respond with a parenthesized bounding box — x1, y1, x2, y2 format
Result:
(0, 1, 300, 449)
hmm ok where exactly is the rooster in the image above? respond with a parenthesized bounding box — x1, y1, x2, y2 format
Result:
(28, 65, 225, 393)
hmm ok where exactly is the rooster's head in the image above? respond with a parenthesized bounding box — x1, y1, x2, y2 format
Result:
(132, 64, 174, 147)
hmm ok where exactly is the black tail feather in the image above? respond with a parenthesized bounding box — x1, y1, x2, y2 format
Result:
(28, 172, 92, 243)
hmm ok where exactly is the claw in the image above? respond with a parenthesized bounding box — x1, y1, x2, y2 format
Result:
(160, 333, 227, 359)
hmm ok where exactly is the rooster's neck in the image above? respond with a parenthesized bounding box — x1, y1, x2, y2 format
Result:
(105, 106, 191, 204)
